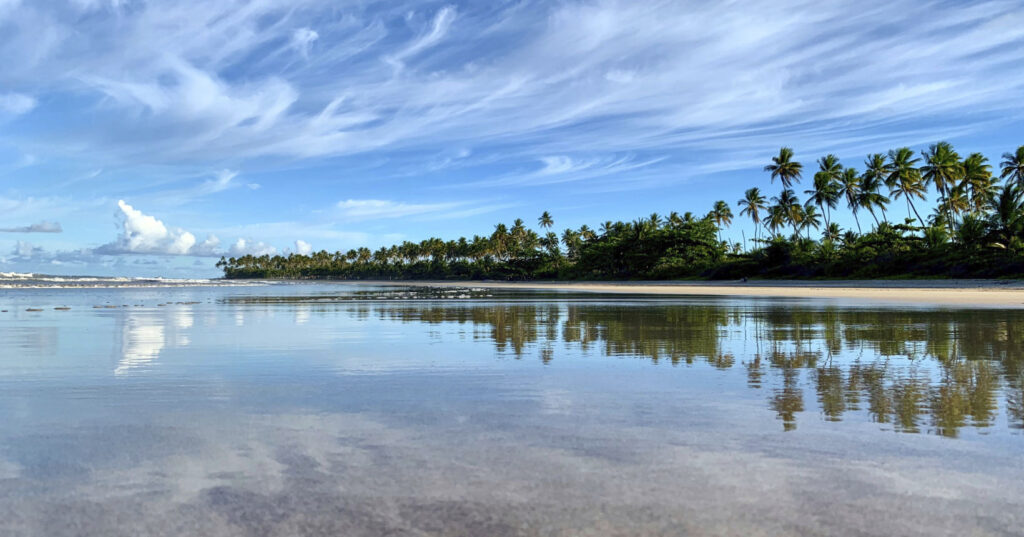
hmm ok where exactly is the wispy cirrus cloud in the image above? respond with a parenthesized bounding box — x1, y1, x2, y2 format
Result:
(0, 0, 1020, 169)
(0, 92, 35, 115)
(0, 221, 62, 233)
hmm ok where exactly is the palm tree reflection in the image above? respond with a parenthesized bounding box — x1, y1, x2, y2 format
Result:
(372, 302, 1024, 437)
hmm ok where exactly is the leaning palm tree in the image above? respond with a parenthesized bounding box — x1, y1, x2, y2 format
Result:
(765, 147, 803, 189)
(711, 200, 733, 243)
(857, 171, 890, 227)
(836, 167, 863, 233)
(886, 147, 926, 225)
(538, 211, 554, 229)
(805, 155, 842, 228)
(737, 187, 768, 244)
(1000, 146, 1024, 187)
(962, 152, 996, 215)
(921, 142, 962, 230)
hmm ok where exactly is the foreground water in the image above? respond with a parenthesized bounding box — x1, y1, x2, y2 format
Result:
(1, 283, 1022, 536)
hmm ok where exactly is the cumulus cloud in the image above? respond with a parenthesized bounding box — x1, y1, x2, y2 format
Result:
(229, 238, 276, 257)
(95, 200, 197, 255)
(94, 200, 280, 258)
(295, 240, 313, 255)
(0, 221, 63, 233)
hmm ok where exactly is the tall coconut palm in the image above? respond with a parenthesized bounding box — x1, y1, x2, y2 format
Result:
(737, 187, 768, 244)
(711, 200, 733, 243)
(863, 153, 892, 223)
(764, 147, 804, 189)
(766, 204, 787, 238)
(962, 153, 996, 215)
(1000, 146, 1024, 187)
(538, 211, 554, 229)
(857, 171, 890, 227)
(805, 155, 842, 228)
(836, 167, 863, 233)
(921, 142, 962, 230)
(886, 147, 926, 225)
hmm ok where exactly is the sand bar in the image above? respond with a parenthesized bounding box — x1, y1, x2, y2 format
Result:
(349, 279, 1024, 307)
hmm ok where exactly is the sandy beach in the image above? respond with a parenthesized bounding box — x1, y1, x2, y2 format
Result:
(356, 279, 1024, 307)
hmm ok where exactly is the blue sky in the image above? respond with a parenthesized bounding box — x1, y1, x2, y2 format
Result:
(1, 0, 1023, 277)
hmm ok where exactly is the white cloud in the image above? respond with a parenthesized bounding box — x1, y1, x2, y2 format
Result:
(95, 200, 281, 258)
(229, 238, 276, 257)
(385, 5, 457, 68)
(291, 28, 319, 58)
(0, 92, 36, 115)
(94, 200, 196, 255)
(295, 240, 313, 255)
(0, 0, 1020, 172)
(197, 169, 239, 195)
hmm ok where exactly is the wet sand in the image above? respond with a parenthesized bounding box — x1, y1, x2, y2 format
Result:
(353, 279, 1024, 307)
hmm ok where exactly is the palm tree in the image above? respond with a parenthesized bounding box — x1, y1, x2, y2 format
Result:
(765, 147, 803, 189)
(711, 200, 733, 243)
(887, 147, 926, 225)
(766, 204, 787, 238)
(805, 155, 841, 228)
(823, 222, 841, 242)
(771, 188, 803, 236)
(837, 167, 863, 233)
(858, 171, 890, 227)
(863, 153, 891, 223)
(799, 203, 822, 239)
(962, 152, 996, 215)
(1000, 146, 1024, 187)
(538, 211, 554, 230)
(737, 187, 768, 244)
(921, 142, 962, 230)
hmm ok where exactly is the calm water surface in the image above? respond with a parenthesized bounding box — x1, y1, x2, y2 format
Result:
(1, 283, 1022, 536)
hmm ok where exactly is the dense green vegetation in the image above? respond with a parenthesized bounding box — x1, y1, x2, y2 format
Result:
(220, 143, 1024, 280)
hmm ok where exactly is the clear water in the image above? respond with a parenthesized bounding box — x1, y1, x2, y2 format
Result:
(1, 283, 1022, 536)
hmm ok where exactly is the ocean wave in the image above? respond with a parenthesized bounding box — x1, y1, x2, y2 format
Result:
(0, 273, 272, 288)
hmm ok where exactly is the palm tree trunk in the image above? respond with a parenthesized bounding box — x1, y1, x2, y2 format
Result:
(907, 197, 925, 227)
(853, 212, 861, 233)
(868, 208, 880, 227)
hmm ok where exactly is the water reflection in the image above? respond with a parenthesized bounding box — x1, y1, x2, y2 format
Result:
(358, 302, 1024, 437)
(115, 305, 194, 374)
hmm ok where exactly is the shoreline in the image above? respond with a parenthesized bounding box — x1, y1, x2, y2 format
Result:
(318, 279, 1024, 307)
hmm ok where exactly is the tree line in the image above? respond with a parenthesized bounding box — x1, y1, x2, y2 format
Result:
(219, 143, 1024, 280)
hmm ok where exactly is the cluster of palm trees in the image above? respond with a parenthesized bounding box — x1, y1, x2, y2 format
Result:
(220, 142, 1024, 280)
(732, 144, 1024, 245)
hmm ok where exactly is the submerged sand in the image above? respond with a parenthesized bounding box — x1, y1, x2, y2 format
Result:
(356, 279, 1024, 307)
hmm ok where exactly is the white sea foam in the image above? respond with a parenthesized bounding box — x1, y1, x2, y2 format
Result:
(0, 273, 270, 288)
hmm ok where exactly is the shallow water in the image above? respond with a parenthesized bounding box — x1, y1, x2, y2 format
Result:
(1, 283, 1022, 536)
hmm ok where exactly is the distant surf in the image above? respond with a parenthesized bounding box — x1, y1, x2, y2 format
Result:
(0, 272, 270, 289)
